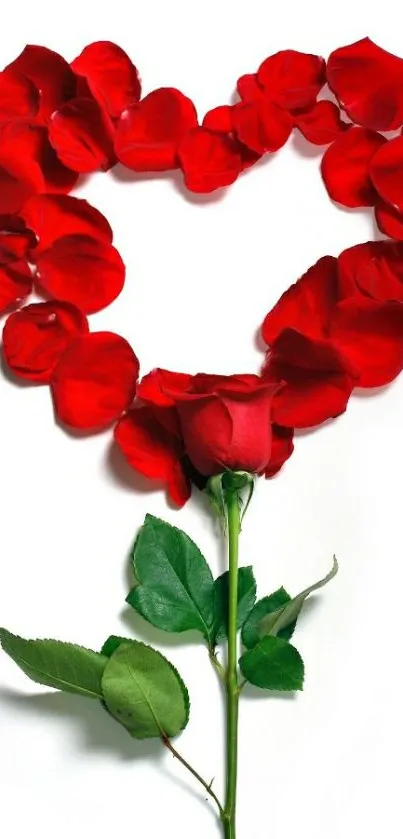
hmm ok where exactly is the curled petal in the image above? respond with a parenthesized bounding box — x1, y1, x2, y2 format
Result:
(264, 424, 294, 478)
(321, 127, 386, 207)
(0, 260, 32, 313)
(264, 329, 358, 428)
(2, 300, 88, 383)
(370, 135, 403, 212)
(232, 99, 292, 154)
(257, 50, 325, 110)
(71, 41, 141, 118)
(178, 127, 243, 193)
(327, 37, 403, 130)
(338, 241, 403, 302)
(36, 235, 125, 314)
(0, 232, 33, 262)
(20, 194, 113, 254)
(138, 367, 192, 407)
(293, 101, 350, 145)
(262, 256, 339, 345)
(115, 88, 198, 171)
(375, 200, 403, 240)
(0, 69, 39, 124)
(49, 97, 116, 173)
(330, 298, 403, 386)
(6, 45, 77, 123)
(51, 331, 139, 430)
(114, 406, 191, 506)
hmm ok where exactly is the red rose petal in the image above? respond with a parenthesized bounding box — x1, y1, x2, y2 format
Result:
(0, 156, 41, 215)
(293, 101, 350, 145)
(36, 235, 125, 314)
(114, 405, 191, 506)
(330, 297, 403, 387)
(0, 232, 32, 261)
(138, 367, 192, 407)
(232, 99, 292, 155)
(6, 45, 77, 123)
(236, 74, 264, 102)
(51, 331, 139, 430)
(321, 127, 386, 207)
(370, 135, 403, 213)
(327, 37, 403, 131)
(2, 301, 89, 383)
(71, 41, 141, 118)
(338, 241, 403, 302)
(0, 69, 39, 124)
(202, 105, 234, 133)
(115, 88, 198, 172)
(375, 200, 403, 240)
(178, 127, 243, 193)
(49, 97, 116, 173)
(0, 122, 78, 196)
(20, 194, 113, 254)
(264, 329, 358, 428)
(257, 50, 325, 110)
(262, 256, 339, 345)
(264, 424, 294, 478)
(0, 260, 32, 313)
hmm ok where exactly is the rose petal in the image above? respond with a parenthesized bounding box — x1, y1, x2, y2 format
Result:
(0, 260, 32, 313)
(6, 45, 77, 123)
(321, 127, 386, 207)
(20, 194, 113, 254)
(293, 101, 350, 145)
(370, 135, 403, 213)
(0, 232, 33, 262)
(330, 297, 403, 386)
(36, 235, 125, 314)
(263, 424, 294, 478)
(138, 367, 192, 407)
(262, 256, 339, 345)
(114, 405, 191, 506)
(0, 122, 78, 196)
(327, 37, 403, 131)
(2, 300, 89, 383)
(49, 97, 116, 173)
(264, 329, 358, 428)
(51, 331, 139, 430)
(236, 74, 264, 102)
(115, 88, 198, 172)
(338, 241, 403, 302)
(202, 105, 234, 133)
(71, 41, 141, 118)
(257, 50, 325, 110)
(375, 200, 403, 240)
(178, 127, 243, 193)
(0, 69, 39, 124)
(232, 99, 292, 154)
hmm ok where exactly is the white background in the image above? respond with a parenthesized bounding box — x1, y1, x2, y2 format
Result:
(1, 3, 402, 837)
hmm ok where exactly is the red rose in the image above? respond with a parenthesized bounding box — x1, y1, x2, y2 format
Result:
(166, 374, 280, 476)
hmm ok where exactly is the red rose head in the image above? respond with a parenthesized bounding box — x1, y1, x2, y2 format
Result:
(165, 373, 280, 477)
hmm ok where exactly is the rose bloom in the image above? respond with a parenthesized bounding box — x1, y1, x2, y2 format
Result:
(114, 369, 294, 506)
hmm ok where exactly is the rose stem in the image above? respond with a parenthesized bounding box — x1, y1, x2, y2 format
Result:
(222, 488, 241, 839)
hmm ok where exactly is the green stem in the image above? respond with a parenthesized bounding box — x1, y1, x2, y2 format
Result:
(222, 490, 241, 839)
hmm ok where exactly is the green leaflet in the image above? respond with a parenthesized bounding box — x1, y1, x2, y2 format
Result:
(241, 587, 295, 648)
(127, 515, 215, 640)
(101, 640, 190, 739)
(258, 557, 338, 639)
(101, 635, 132, 658)
(240, 635, 304, 691)
(0, 628, 107, 699)
(213, 567, 257, 642)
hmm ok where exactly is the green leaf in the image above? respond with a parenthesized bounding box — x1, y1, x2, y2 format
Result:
(127, 514, 215, 640)
(241, 587, 294, 648)
(240, 635, 304, 691)
(213, 567, 257, 642)
(259, 557, 338, 639)
(101, 635, 132, 658)
(101, 640, 190, 739)
(0, 628, 107, 699)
